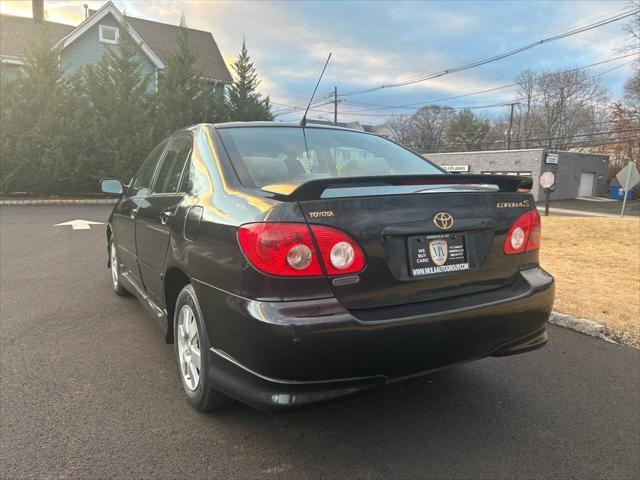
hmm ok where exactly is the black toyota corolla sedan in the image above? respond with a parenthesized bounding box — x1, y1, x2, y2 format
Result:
(101, 122, 555, 412)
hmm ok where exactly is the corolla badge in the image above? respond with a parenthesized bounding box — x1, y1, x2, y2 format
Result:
(433, 212, 454, 230)
(429, 239, 448, 266)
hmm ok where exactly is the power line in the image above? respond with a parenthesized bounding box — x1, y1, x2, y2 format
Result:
(281, 53, 634, 120)
(270, 92, 334, 115)
(332, 101, 517, 117)
(272, 99, 334, 116)
(338, 7, 639, 97)
(423, 138, 636, 154)
(310, 58, 635, 119)
(419, 128, 640, 153)
(339, 52, 638, 112)
(272, 50, 637, 119)
(511, 128, 640, 143)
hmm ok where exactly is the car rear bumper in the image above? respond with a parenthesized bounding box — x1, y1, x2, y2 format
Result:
(195, 267, 554, 411)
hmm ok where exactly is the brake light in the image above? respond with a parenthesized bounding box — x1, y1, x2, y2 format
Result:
(237, 223, 323, 276)
(237, 223, 365, 277)
(309, 225, 366, 276)
(504, 210, 541, 255)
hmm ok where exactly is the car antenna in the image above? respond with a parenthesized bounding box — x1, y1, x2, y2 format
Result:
(300, 52, 332, 127)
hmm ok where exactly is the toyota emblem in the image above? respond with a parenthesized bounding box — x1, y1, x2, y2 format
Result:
(433, 212, 454, 230)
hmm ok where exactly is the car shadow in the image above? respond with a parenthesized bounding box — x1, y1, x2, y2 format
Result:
(190, 359, 555, 477)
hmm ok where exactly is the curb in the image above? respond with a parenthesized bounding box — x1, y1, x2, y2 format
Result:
(549, 312, 615, 342)
(549, 312, 638, 348)
(0, 198, 117, 205)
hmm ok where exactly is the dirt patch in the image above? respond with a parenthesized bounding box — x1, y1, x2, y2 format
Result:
(540, 216, 640, 343)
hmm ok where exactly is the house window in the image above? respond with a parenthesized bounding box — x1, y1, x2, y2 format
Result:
(99, 25, 119, 44)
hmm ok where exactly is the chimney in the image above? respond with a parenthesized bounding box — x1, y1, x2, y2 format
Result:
(83, 4, 89, 19)
(32, 0, 44, 23)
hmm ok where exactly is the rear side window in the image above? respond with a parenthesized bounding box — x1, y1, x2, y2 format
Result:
(217, 126, 442, 187)
(153, 135, 192, 194)
(131, 140, 167, 197)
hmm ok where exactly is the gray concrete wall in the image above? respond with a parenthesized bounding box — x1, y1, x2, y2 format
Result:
(424, 149, 610, 201)
(424, 149, 544, 198)
(549, 152, 609, 200)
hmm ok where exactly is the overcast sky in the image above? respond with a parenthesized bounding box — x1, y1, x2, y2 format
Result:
(2, 0, 636, 124)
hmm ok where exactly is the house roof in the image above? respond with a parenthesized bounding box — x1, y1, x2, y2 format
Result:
(61, 3, 164, 69)
(126, 16, 231, 83)
(0, 14, 73, 58)
(87, 6, 232, 83)
(1, 2, 232, 84)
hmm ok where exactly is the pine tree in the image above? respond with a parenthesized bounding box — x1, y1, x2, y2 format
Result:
(158, 15, 205, 131)
(444, 109, 490, 152)
(81, 18, 156, 185)
(227, 41, 273, 121)
(0, 24, 66, 193)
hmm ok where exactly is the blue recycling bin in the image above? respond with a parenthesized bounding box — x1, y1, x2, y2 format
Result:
(608, 184, 633, 200)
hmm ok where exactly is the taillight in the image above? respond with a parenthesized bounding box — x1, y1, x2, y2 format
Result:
(309, 225, 366, 276)
(237, 223, 365, 277)
(504, 210, 541, 255)
(526, 209, 541, 251)
(237, 223, 323, 276)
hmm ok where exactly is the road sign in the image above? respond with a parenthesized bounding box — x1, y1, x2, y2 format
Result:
(616, 162, 640, 217)
(539, 171, 555, 189)
(616, 162, 640, 191)
(54, 220, 104, 230)
(545, 153, 559, 164)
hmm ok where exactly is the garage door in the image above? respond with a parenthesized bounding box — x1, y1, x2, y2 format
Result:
(578, 172, 595, 197)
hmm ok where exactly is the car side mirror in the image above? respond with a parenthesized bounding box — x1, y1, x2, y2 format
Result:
(100, 178, 124, 196)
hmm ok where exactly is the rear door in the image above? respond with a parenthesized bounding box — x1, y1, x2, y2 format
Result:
(135, 133, 193, 306)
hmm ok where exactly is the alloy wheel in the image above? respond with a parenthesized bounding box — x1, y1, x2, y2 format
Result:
(177, 305, 201, 391)
(110, 243, 119, 288)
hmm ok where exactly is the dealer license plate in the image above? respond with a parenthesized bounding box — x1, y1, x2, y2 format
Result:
(408, 234, 469, 277)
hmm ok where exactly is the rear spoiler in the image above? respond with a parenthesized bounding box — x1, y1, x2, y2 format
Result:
(261, 174, 533, 201)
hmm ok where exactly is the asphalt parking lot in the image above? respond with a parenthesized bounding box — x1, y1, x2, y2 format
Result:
(1, 205, 639, 479)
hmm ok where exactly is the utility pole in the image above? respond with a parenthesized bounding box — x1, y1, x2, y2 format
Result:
(506, 102, 516, 150)
(333, 86, 338, 125)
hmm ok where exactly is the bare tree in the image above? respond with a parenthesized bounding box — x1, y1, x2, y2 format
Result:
(385, 105, 454, 152)
(510, 69, 609, 150)
(385, 115, 417, 149)
(622, 2, 640, 114)
(386, 66, 610, 153)
(620, 0, 640, 57)
(486, 114, 510, 149)
(410, 105, 455, 152)
(537, 70, 608, 149)
(623, 69, 640, 115)
(514, 70, 539, 147)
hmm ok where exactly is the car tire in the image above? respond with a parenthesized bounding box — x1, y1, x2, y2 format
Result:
(109, 239, 131, 297)
(174, 284, 233, 412)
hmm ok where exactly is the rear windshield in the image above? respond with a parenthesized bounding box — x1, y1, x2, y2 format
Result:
(217, 126, 442, 187)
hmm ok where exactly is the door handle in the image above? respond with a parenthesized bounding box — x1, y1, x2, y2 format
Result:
(159, 209, 174, 225)
(129, 207, 139, 219)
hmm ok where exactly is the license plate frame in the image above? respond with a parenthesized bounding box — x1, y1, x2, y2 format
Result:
(407, 233, 469, 277)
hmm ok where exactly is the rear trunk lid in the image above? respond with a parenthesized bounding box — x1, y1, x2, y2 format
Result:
(263, 175, 535, 310)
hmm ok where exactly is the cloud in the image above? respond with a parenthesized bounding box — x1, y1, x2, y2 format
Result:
(3, 0, 633, 123)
